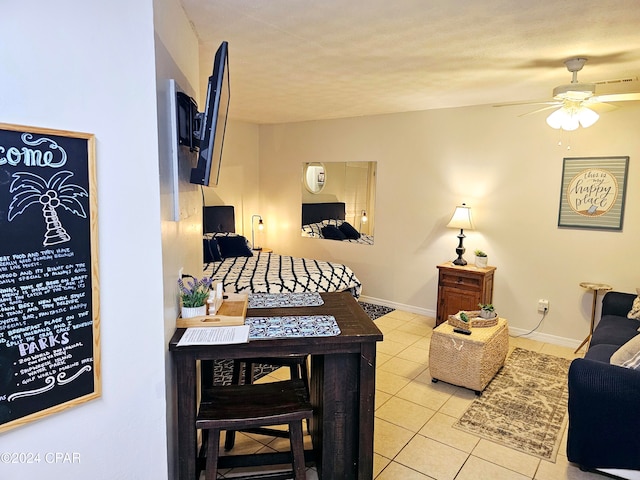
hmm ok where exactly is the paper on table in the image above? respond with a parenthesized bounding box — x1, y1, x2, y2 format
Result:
(177, 325, 250, 346)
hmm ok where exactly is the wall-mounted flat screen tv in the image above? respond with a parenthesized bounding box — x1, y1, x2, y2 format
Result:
(189, 41, 230, 186)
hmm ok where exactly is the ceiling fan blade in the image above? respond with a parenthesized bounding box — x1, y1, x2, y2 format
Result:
(493, 100, 560, 108)
(588, 102, 619, 113)
(590, 92, 640, 103)
(518, 105, 562, 117)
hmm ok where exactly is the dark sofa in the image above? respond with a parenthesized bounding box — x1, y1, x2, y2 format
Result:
(567, 291, 640, 471)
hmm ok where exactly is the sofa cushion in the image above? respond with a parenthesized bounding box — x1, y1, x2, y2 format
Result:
(628, 288, 640, 319)
(602, 291, 638, 318)
(611, 334, 640, 368)
(585, 343, 620, 363)
(590, 315, 640, 348)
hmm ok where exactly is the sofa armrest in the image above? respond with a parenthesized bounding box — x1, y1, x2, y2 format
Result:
(567, 358, 640, 469)
(601, 291, 636, 318)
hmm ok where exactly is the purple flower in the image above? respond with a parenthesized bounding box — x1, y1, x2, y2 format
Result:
(178, 275, 212, 307)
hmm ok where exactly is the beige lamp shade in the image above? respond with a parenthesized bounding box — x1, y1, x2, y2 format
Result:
(446, 204, 474, 230)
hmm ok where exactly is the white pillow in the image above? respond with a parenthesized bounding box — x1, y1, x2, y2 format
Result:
(628, 288, 640, 320)
(611, 334, 640, 368)
(621, 351, 640, 370)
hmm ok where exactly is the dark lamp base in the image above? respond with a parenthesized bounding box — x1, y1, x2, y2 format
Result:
(452, 229, 467, 266)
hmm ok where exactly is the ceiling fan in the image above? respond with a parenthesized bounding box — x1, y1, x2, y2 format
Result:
(498, 57, 640, 131)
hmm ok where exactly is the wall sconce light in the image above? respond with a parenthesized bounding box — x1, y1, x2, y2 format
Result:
(446, 203, 474, 266)
(360, 210, 368, 231)
(251, 214, 264, 251)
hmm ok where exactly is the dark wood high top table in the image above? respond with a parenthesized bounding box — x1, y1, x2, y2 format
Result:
(169, 291, 383, 480)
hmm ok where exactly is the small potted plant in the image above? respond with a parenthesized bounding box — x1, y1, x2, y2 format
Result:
(178, 275, 212, 318)
(474, 249, 488, 268)
(478, 303, 496, 319)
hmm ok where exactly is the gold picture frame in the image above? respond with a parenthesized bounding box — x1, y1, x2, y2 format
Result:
(0, 122, 100, 433)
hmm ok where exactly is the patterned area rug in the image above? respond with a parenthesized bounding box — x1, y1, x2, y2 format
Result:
(453, 347, 571, 461)
(211, 300, 394, 385)
(361, 301, 395, 320)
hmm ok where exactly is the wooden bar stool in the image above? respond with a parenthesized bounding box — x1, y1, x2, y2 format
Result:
(225, 355, 309, 451)
(197, 379, 312, 480)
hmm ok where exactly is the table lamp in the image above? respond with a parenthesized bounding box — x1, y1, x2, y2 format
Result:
(446, 203, 474, 266)
(251, 214, 264, 250)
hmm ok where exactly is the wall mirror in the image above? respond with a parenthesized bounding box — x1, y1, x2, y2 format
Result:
(301, 161, 376, 245)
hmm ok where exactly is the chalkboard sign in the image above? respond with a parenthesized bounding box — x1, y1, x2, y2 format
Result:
(0, 123, 100, 433)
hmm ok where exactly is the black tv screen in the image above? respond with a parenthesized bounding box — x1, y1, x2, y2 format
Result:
(190, 41, 230, 186)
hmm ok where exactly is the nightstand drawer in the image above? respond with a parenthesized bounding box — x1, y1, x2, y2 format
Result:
(440, 273, 482, 289)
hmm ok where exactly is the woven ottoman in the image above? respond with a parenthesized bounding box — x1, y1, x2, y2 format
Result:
(429, 318, 509, 393)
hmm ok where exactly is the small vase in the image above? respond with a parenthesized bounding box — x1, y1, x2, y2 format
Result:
(475, 256, 488, 268)
(479, 310, 496, 319)
(181, 305, 207, 318)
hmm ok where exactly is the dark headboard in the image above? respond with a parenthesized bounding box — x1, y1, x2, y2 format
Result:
(302, 202, 346, 225)
(203, 206, 235, 233)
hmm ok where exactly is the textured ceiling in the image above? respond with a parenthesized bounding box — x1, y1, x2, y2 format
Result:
(179, 0, 640, 124)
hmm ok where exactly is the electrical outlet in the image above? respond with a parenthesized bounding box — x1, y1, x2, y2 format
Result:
(538, 299, 549, 313)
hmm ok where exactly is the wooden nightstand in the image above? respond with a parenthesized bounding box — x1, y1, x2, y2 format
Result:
(436, 262, 496, 326)
(253, 247, 273, 253)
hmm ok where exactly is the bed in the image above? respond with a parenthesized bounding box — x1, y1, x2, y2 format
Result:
(202, 206, 362, 298)
(301, 202, 374, 245)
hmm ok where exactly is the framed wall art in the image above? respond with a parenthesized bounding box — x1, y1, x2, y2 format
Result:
(558, 156, 629, 231)
(0, 122, 100, 433)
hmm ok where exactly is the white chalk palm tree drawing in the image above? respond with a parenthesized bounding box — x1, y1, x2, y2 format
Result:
(8, 170, 88, 246)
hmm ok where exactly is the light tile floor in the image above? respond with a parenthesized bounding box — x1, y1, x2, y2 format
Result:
(212, 309, 608, 480)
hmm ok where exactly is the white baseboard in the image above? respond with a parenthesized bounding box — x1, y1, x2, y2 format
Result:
(359, 296, 582, 349)
(507, 326, 582, 349)
(359, 295, 435, 318)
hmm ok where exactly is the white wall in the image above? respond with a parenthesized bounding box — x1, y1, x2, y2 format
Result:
(153, 0, 203, 478)
(0, 2, 169, 479)
(202, 120, 261, 237)
(258, 102, 640, 346)
(154, 3, 261, 477)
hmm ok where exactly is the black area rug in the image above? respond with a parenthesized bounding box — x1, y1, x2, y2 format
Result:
(360, 301, 395, 320)
(211, 300, 395, 386)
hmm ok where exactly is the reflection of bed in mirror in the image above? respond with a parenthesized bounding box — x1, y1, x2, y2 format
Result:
(301, 202, 374, 245)
(203, 206, 362, 297)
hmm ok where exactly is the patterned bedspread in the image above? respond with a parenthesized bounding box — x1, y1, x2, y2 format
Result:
(203, 252, 362, 298)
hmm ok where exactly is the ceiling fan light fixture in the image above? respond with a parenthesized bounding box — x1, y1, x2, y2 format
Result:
(546, 107, 574, 130)
(547, 108, 571, 130)
(546, 105, 599, 131)
(577, 107, 599, 128)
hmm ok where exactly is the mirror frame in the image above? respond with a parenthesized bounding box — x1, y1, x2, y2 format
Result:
(303, 162, 326, 194)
